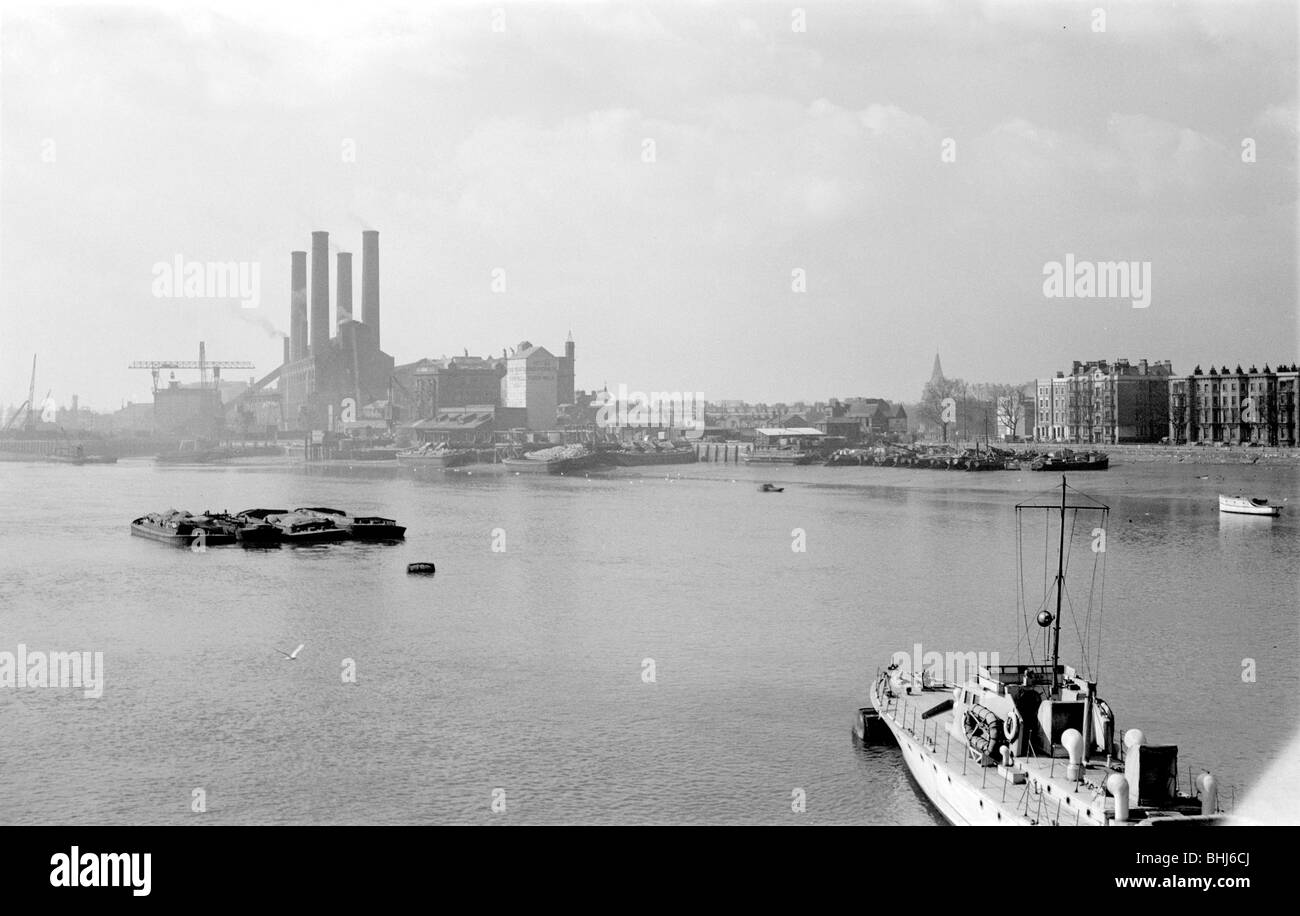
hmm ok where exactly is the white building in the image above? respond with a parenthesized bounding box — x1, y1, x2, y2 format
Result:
(501, 341, 559, 430)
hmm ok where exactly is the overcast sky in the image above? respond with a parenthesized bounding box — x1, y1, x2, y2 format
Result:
(1, 0, 1296, 410)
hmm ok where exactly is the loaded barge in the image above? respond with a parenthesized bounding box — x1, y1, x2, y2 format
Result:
(131, 506, 405, 547)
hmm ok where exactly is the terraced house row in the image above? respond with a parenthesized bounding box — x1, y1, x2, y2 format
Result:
(1168, 363, 1300, 446)
(1035, 358, 1300, 446)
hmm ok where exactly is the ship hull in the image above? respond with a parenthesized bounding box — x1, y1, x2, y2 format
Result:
(744, 451, 815, 465)
(502, 454, 599, 474)
(1030, 456, 1109, 471)
(234, 524, 282, 546)
(607, 449, 697, 466)
(279, 528, 350, 545)
(349, 521, 406, 540)
(1219, 495, 1280, 516)
(129, 522, 194, 546)
(396, 450, 476, 468)
(870, 685, 1028, 826)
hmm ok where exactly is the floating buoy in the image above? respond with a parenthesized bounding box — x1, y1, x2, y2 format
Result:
(407, 562, 436, 575)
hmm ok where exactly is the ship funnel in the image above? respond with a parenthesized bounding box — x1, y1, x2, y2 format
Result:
(1107, 774, 1129, 822)
(1061, 728, 1084, 781)
(1198, 773, 1219, 815)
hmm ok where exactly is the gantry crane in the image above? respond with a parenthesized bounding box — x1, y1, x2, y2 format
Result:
(129, 342, 254, 393)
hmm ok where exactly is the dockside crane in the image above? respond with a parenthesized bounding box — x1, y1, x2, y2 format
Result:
(2, 354, 40, 431)
(129, 342, 255, 393)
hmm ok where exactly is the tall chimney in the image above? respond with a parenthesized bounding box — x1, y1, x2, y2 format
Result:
(337, 252, 353, 328)
(310, 230, 330, 354)
(290, 250, 307, 361)
(283, 336, 291, 366)
(361, 229, 380, 347)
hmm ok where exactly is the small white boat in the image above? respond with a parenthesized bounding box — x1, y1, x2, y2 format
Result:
(1219, 495, 1281, 517)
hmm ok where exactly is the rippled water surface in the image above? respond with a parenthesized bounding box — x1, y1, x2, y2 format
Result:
(1, 457, 1296, 824)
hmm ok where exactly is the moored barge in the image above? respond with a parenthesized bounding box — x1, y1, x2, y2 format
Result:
(238, 508, 350, 544)
(294, 507, 406, 539)
(131, 510, 236, 547)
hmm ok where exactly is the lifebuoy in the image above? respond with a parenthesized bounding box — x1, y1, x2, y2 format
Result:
(1004, 711, 1020, 742)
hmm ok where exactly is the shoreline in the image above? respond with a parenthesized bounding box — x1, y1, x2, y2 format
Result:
(6, 442, 1300, 470)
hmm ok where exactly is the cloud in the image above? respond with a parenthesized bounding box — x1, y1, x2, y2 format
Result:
(450, 96, 942, 252)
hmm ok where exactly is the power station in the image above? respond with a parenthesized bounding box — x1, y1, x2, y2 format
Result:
(147, 226, 574, 440)
(278, 229, 394, 431)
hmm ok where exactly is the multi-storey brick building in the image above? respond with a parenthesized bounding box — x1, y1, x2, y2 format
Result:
(412, 356, 505, 418)
(1035, 358, 1173, 443)
(1169, 363, 1299, 445)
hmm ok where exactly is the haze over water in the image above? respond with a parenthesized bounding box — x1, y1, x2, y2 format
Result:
(1, 457, 1296, 824)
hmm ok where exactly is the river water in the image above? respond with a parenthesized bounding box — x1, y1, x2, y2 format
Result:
(1, 457, 1296, 824)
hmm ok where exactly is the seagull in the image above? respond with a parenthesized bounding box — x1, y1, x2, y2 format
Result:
(275, 644, 304, 661)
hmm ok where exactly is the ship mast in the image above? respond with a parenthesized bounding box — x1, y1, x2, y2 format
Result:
(1051, 474, 1066, 694)
(1017, 474, 1108, 695)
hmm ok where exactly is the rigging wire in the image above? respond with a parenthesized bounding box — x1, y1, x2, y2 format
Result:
(1015, 480, 1109, 681)
(1095, 508, 1109, 681)
(1016, 509, 1025, 658)
(1062, 580, 1090, 680)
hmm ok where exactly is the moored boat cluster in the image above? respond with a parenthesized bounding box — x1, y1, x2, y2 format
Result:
(130, 506, 405, 547)
(825, 444, 1109, 471)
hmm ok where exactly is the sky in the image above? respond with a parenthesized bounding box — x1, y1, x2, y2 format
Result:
(1, 0, 1296, 411)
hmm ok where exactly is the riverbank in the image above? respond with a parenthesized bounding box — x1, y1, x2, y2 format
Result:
(1014, 443, 1300, 466)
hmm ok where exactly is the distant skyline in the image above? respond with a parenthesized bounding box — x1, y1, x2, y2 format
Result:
(1, 0, 1296, 411)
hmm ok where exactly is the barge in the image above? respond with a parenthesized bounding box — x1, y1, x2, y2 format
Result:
(295, 507, 406, 539)
(237, 508, 350, 544)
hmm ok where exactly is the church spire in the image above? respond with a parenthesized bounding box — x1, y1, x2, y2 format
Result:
(930, 353, 945, 386)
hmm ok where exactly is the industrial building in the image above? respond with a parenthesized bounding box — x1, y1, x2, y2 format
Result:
(398, 336, 576, 431)
(226, 228, 576, 434)
(413, 356, 505, 416)
(276, 229, 395, 431)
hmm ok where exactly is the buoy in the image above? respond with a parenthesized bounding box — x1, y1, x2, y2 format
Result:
(407, 562, 436, 575)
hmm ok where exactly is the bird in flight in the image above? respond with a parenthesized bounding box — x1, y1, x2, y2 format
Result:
(275, 644, 304, 661)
